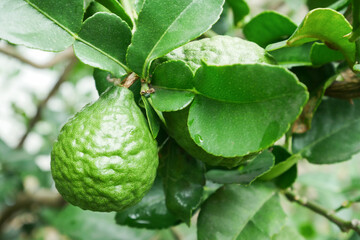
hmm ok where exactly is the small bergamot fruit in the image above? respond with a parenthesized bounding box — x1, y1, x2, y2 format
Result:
(51, 86, 158, 212)
(159, 36, 275, 168)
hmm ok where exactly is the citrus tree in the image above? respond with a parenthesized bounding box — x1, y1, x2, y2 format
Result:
(1, 0, 360, 239)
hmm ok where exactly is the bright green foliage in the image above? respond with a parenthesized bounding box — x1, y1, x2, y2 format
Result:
(126, 0, 225, 78)
(95, 0, 133, 28)
(287, 8, 356, 65)
(226, 0, 249, 25)
(197, 184, 289, 240)
(51, 87, 158, 212)
(0, 0, 83, 51)
(153, 36, 307, 167)
(310, 42, 345, 65)
(206, 150, 274, 184)
(244, 11, 297, 48)
(293, 98, 360, 164)
(74, 13, 132, 76)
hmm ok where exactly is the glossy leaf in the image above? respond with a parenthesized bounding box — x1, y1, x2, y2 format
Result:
(269, 43, 313, 67)
(159, 139, 205, 225)
(293, 98, 360, 164)
(151, 61, 195, 112)
(84, 1, 111, 20)
(310, 42, 345, 66)
(166, 36, 275, 73)
(95, 0, 133, 28)
(271, 146, 298, 189)
(187, 63, 308, 157)
(287, 8, 356, 65)
(226, 0, 249, 25)
(126, 0, 225, 78)
(73, 13, 132, 76)
(206, 150, 274, 184)
(197, 184, 287, 240)
(44, 205, 155, 240)
(0, 0, 83, 51)
(115, 179, 180, 229)
(244, 11, 297, 48)
(142, 96, 160, 138)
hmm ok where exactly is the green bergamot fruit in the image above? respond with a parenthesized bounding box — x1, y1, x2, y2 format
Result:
(51, 86, 158, 212)
(159, 36, 274, 168)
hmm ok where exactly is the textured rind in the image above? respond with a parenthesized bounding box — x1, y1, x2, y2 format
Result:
(162, 36, 274, 168)
(51, 87, 158, 212)
(165, 35, 275, 72)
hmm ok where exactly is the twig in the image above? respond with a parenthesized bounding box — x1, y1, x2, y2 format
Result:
(283, 189, 360, 235)
(0, 46, 74, 69)
(16, 57, 78, 149)
(0, 190, 65, 232)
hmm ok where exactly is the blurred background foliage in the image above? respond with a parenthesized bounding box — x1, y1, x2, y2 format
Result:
(0, 0, 359, 239)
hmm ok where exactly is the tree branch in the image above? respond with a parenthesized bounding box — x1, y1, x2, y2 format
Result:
(16, 57, 78, 149)
(0, 45, 74, 69)
(0, 190, 65, 232)
(283, 189, 360, 235)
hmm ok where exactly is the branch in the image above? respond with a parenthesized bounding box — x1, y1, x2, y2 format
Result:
(16, 57, 78, 149)
(0, 190, 65, 232)
(0, 45, 74, 69)
(283, 189, 360, 235)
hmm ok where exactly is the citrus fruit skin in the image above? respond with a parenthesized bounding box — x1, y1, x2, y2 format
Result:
(161, 36, 274, 168)
(51, 86, 158, 212)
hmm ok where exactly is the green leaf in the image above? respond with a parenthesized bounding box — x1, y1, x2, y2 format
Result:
(187, 63, 308, 157)
(93, 69, 114, 95)
(271, 146, 298, 189)
(260, 153, 301, 180)
(95, 0, 133, 28)
(115, 178, 180, 229)
(126, 0, 225, 78)
(166, 36, 275, 73)
(287, 8, 356, 65)
(293, 98, 360, 164)
(84, 1, 111, 20)
(151, 61, 195, 112)
(206, 150, 274, 184)
(269, 43, 313, 67)
(310, 42, 345, 66)
(44, 205, 156, 240)
(244, 11, 297, 48)
(73, 13, 132, 76)
(226, 0, 249, 25)
(142, 96, 160, 138)
(197, 184, 287, 240)
(0, 0, 83, 51)
(159, 139, 205, 225)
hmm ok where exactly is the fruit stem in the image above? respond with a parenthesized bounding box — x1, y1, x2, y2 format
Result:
(121, 72, 139, 88)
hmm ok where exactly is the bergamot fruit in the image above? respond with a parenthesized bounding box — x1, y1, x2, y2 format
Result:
(159, 36, 274, 168)
(51, 86, 158, 212)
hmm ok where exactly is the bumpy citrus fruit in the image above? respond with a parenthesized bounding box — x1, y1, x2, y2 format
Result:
(161, 36, 274, 168)
(51, 86, 158, 212)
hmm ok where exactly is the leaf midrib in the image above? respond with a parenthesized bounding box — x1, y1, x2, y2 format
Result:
(24, 0, 130, 73)
(153, 85, 303, 105)
(233, 191, 275, 240)
(298, 117, 360, 156)
(141, 0, 196, 77)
